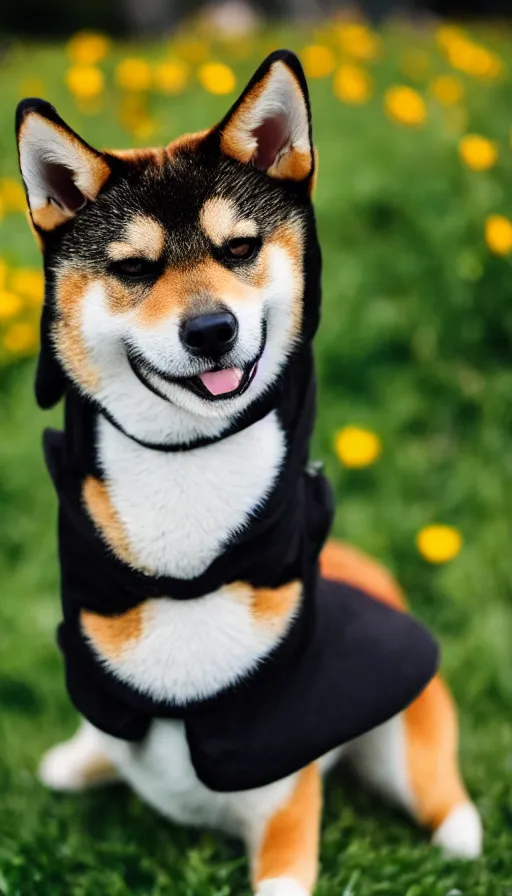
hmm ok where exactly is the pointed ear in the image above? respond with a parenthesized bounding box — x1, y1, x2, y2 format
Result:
(217, 50, 315, 187)
(15, 99, 111, 234)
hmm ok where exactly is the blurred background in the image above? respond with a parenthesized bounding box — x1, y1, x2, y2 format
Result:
(2, 2, 512, 894)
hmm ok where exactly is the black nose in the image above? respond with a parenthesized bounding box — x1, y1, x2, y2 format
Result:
(180, 312, 238, 358)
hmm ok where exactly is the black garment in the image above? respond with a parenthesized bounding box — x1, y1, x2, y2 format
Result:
(41, 340, 439, 793)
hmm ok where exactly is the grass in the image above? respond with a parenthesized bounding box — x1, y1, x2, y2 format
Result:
(2, 21, 512, 895)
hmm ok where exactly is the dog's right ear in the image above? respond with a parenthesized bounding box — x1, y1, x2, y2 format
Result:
(214, 50, 315, 190)
(15, 99, 112, 238)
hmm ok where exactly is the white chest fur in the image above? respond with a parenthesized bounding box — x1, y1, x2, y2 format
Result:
(96, 410, 286, 580)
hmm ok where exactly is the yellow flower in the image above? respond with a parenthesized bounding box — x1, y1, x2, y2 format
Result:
(334, 426, 382, 469)
(336, 23, 380, 61)
(333, 64, 372, 104)
(416, 525, 462, 564)
(301, 45, 336, 79)
(0, 290, 23, 321)
(0, 259, 7, 288)
(153, 61, 189, 95)
(115, 58, 152, 92)
(459, 134, 498, 171)
(66, 65, 104, 101)
(0, 177, 26, 213)
(198, 62, 236, 95)
(430, 74, 464, 106)
(485, 215, 512, 256)
(385, 85, 427, 127)
(3, 321, 38, 355)
(67, 31, 110, 65)
(9, 268, 44, 304)
(436, 25, 466, 51)
(438, 28, 504, 80)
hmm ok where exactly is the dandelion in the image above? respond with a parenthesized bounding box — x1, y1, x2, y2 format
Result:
(115, 58, 152, 92)
(66, 65, 104, 101)
(437, 28, 504, 80)
(485, 215, 512, 256)
(67, 31, 110, 65)
(333, 64, 372, 104)
(301, 45, 336, 79)
(416, 525, 462, 564)
(154, 61, 189, 95)
(198, 62, 236, 95)
(3, 321, 38, 355)
(0, 291, 23, 321)
(436, 25, 466, 51)
(459, 134, 498, 171)
(334, 426, 382, 469)
(385, 86, 427, 127)
(336, 23, 380, 61)
(430, 74, 464, 106)
(9, 268, 44, 304)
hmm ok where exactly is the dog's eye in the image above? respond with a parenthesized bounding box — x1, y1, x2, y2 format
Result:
(224, 238, 259, 261)
(110, 258, 158, 280)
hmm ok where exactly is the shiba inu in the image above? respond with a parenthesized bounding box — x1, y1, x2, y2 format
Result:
(16, 50, 482, 895)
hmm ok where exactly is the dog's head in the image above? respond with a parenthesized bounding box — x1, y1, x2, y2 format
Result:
(16, 50, 320, 443)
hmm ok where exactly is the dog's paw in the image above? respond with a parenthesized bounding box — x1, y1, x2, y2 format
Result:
(255, 877, 310, 896)
(432, 802, 483, 860)
(38, 726, 119, 792)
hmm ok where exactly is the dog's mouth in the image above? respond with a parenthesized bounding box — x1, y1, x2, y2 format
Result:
(183, 362, 259, 400)
(126, 337, 265, 404)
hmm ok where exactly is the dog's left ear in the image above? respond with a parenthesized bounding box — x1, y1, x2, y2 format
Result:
(216, 50, 315, 189)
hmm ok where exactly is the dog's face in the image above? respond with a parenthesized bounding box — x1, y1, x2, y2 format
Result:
(16, 51, 317, 436)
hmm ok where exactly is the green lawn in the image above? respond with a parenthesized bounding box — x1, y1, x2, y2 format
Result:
(2, 23, 512, 895)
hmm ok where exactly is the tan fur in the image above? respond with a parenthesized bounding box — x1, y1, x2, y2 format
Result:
(136, 258, 268, 326)
(108, 214, 165, 261)
(253, 764, 322, 892)
(251, 580, 302, 629)
(108, 146, 166, 164)
(320, 540, 407, 611)
(200, 197, 258, 246)
(53, 271, 99, 392)
(81, 604, 143, 660)
(82, 475, 136, 566)
(404, 678, 469, 829)
(272, 221, 304, 337)
(75, 753, 120, 785)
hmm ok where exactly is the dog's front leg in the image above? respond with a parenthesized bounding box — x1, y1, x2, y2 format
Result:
(247, 763, 321, 896)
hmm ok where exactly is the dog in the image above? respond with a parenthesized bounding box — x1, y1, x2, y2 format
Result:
(16, 50, 482, 896)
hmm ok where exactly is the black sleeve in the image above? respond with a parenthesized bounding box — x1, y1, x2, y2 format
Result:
(57, 622, 151, 742)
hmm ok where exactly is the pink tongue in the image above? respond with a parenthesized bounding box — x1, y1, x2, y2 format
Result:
(198, 367, 244, 396)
